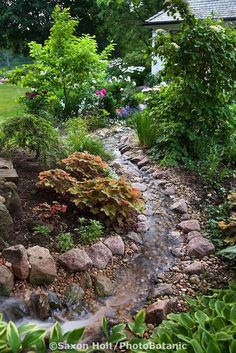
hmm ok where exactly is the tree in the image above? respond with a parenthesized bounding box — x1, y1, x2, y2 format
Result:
(0, 0, 107, 54)
(9, 6, 113, 119)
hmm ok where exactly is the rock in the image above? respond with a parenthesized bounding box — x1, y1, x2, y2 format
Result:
(171, 199, 188, 214)
(27, 246, 57, 285)
(126, 231, 143, 244)
(0, 180, 22, 216)
(0, 169, 18, 183)
(171, 247, 185, 257)
(0, 266, 14, 296)
(0, 158, 13, 169)
(146, 299, 176, 324)
(169, 273, 183, 284)
(119, 145, 131, 154)
(152, 171, 169, 179)
(58, 248, 92, 273)
(187, 237, 215, 258)
(185, 262, 205, 275)
(0, 203, 13, 244)
(79, 272, 93, 289)
(30, 292, 50, 320)
(130, 155, 144, 164)
(137, 214, 148, 222)
(0, 195, 5, 204)
(181, 213, 191, 221)
(164, 186, 176, 195)
(178, 220, 201, 233)
(150, 284, 173, 298)
(132, 183, 147, 192)
(0, 298, 29, 321)
(2, 244, 30, 280)
(189, 275, 200, 285)
(48, 292, 61, 310)
(137, 157, 149, 168)
(94, 275, 114, 297)
(88, 242, 112, 269)
(104, 235, 125, 256)
(187, 231, 202, 241)
(64, 284, 84, 307)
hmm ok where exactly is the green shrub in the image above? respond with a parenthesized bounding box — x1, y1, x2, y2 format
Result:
(56, 230, 75, 252)
(65, 117, 112, 161)
(149, 4, 236, 167)
(0, 114, 60, 161)
(33, 225, 51, 237)
(102, 283, 236, 353)
(132, 111, 156, 148)
(77, 217, 103, 244)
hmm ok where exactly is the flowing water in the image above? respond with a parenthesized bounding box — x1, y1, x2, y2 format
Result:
(2, 127, 181, 339)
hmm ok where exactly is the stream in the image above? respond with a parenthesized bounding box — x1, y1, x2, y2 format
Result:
(1, 127, 181, 339)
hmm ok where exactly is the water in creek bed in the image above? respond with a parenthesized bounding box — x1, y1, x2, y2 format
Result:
(2, 128, 180, 337)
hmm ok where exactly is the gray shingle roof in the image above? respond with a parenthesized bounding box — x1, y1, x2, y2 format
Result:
(145, 0, 236, 25)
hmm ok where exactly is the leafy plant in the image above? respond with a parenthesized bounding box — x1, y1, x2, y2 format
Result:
(0, 114, 59, 161)
(65, 117, 112, 161)
(56, 230, 75, 252)
(8, 6, 114, 120)
(61, 152, 110, 180)
(33, 224, 51, 237)
(77, 217, 103, 244)
(132, 111, 156, 148)
(38, 169, 78, 195)
(101, 283, 236, 353)
(0, 315, 87, 352)
(69, 177, 142, 225)
(33, 202, 68, 225)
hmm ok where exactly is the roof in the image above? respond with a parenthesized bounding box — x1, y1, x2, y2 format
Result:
(145, 0, 236, 26)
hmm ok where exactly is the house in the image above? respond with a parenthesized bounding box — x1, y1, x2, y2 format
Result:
(145, 0, 236, 74)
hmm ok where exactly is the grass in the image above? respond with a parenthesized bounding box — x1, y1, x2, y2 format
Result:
(0, 84, 26, 125)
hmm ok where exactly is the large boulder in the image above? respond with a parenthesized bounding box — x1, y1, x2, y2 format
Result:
(27, 246, 57, 285)
(103, 235, 125, 256)
(187, 237, 215, 258)
(0, 266, 14, 296)
(94, 275, 114, 297)
(2, 244, 30, 280)
(0, 203, 13, 248)
(88, 242, 112, 269)
(0, 180, 22, 216)
(58, 248, 92, 273)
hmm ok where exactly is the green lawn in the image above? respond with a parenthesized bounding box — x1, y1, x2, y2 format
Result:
(0, 84, 26, 124)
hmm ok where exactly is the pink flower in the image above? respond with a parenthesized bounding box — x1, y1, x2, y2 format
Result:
(96, 88, 107, 97)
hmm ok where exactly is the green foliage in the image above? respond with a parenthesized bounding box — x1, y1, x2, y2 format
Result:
(0, 114, 59, 161)
(33, 224, 51, 237)
(69, 177, 142, 225)
(0, 314, 87, 352)
(131, 111, 156, 148)
(77, 217, 103, 244)
(38, 154, 142, 225)
(149, 8, 236, 168)
(65, 117, 112, 161)
(56, 230, 75, 252)
(102, 284, 236, 353)
(0, 84, 26, 125)
(8, 6, 113, 119)
(61, 152, 110, 180)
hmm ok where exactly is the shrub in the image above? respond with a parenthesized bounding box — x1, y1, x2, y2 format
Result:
(32, 225, 51, 237)
(61, 152, 110, 180)
(0, 114, 60, 161)
(65, 117, 112, 161)
(132, 111, 156, 148)
(102, 283, 236, 353)
(56, 230, 75, 252)
(149, 2, 236, 166)
(77, 217, 103, 244)
(38, 169, 78, 195)
(8, 6, 113, 119)
(69, 177, 142, 224)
